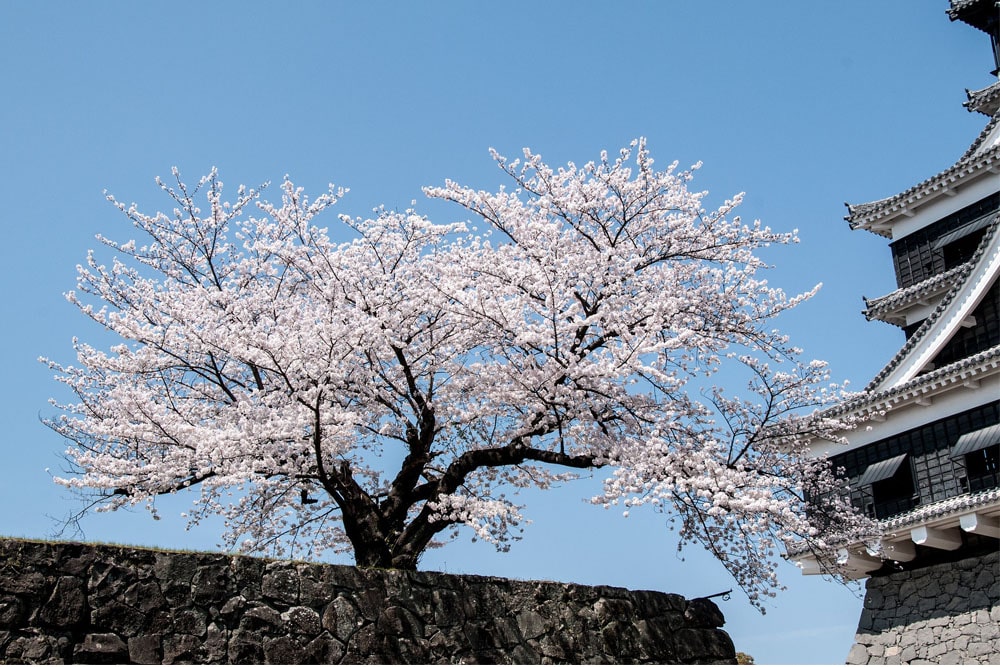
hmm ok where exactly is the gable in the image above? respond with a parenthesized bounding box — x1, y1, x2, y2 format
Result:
(869, 223, 1000, 393)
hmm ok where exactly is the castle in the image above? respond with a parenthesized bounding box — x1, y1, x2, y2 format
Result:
(793, 1, 999, 663)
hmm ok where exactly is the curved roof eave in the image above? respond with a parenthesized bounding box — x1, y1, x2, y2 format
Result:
(862, 261, 972, 324)
(785, 487, 1000, 561)
(866, 221, 999, 392)
(965, 81, 1000, 116)
(825, 344, 1000, 420)
(947, 0, 1000, 33)
(819, 222, 1000, 422)
(845, 119, 1000, 234)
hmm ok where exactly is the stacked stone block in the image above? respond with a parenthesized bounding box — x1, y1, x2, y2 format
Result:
(0, 538, 735, 664)
(847, 550, 999, 665)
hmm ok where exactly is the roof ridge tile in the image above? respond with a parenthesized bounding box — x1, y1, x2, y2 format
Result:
(845, 134, 999, 231)
(863, 261, 975, 322)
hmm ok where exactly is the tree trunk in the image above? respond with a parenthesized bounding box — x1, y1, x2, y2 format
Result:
(352, 541, 396, 569)
(350, 530, 421, 570)
(389, 552, 420, 570)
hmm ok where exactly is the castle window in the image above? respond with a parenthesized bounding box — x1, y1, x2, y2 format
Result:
(890, 193, 999, 288)
(932, 211, 995, 269)
(952, 424, 1000, 493)
(931, 280, 999, 368)
(857, 453, 917, 519)
(829, 402, 1000, 516)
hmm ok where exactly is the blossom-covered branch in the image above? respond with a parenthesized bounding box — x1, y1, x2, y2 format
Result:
(43, 140, 873, 607)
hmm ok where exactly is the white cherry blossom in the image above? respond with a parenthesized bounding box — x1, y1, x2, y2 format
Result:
(43, 140, 872, 607)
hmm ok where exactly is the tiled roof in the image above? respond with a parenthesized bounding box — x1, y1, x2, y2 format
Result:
(784, 487, 1000, 559)
(965, 81, 1000, 116)
(946, 0, 1000, 33)
(860, 220, 998, 392)
(845, 118, 1000, 234)
(863, 261, 973, 325)
(820, 221, 999, 420)
(947, 0, 988, 17)
(957, 112, 1000, 161)
(877, 486, 1000, 532)
(848, 221, 998, 400)
(828, 344, 1000, 418)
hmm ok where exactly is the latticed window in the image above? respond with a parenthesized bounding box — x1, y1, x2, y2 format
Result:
(857, 454, 917, 519)
(890, 193, 998, 289)
(830, 401, 1000, 519)
(965, 446, 1000, 492)
(952, 424, 1000, 493)
(931, 279, 999, 368)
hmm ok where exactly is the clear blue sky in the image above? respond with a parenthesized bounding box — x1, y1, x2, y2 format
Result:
(0, 2, 991, 663)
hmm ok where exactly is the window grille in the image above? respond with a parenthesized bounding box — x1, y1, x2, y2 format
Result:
(830, 401, 1000, 518)
(890, 193, 999, 289)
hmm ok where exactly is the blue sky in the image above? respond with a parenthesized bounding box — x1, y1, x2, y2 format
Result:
(0, 2, 992, 663)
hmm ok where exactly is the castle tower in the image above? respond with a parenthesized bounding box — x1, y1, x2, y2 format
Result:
(793, 1, 999, 663)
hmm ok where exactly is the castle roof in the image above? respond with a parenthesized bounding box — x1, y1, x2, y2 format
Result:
(877, 486, 1000, 533)
(965, 81, 1000, 116)
(947, 0, 1000, 34)
(826, 344, 1000, 420)
(862, 220, 998, 393)
(862, 260, 975, 327)
(844, 117, 1000, 237)
(786, 486, 1000, 565)
(862, 207, 999, 325)
(817, 220, 1000, 424)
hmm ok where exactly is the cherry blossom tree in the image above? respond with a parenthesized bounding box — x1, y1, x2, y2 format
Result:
(44, 139, 869, 605)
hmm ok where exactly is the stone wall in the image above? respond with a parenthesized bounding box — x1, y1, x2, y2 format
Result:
(847, 550, 999, 665)
(0, 538, 735, 664)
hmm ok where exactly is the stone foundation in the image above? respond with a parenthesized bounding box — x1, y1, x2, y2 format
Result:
(847, 550, 999, 665)
(0, 538, 736, 664)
